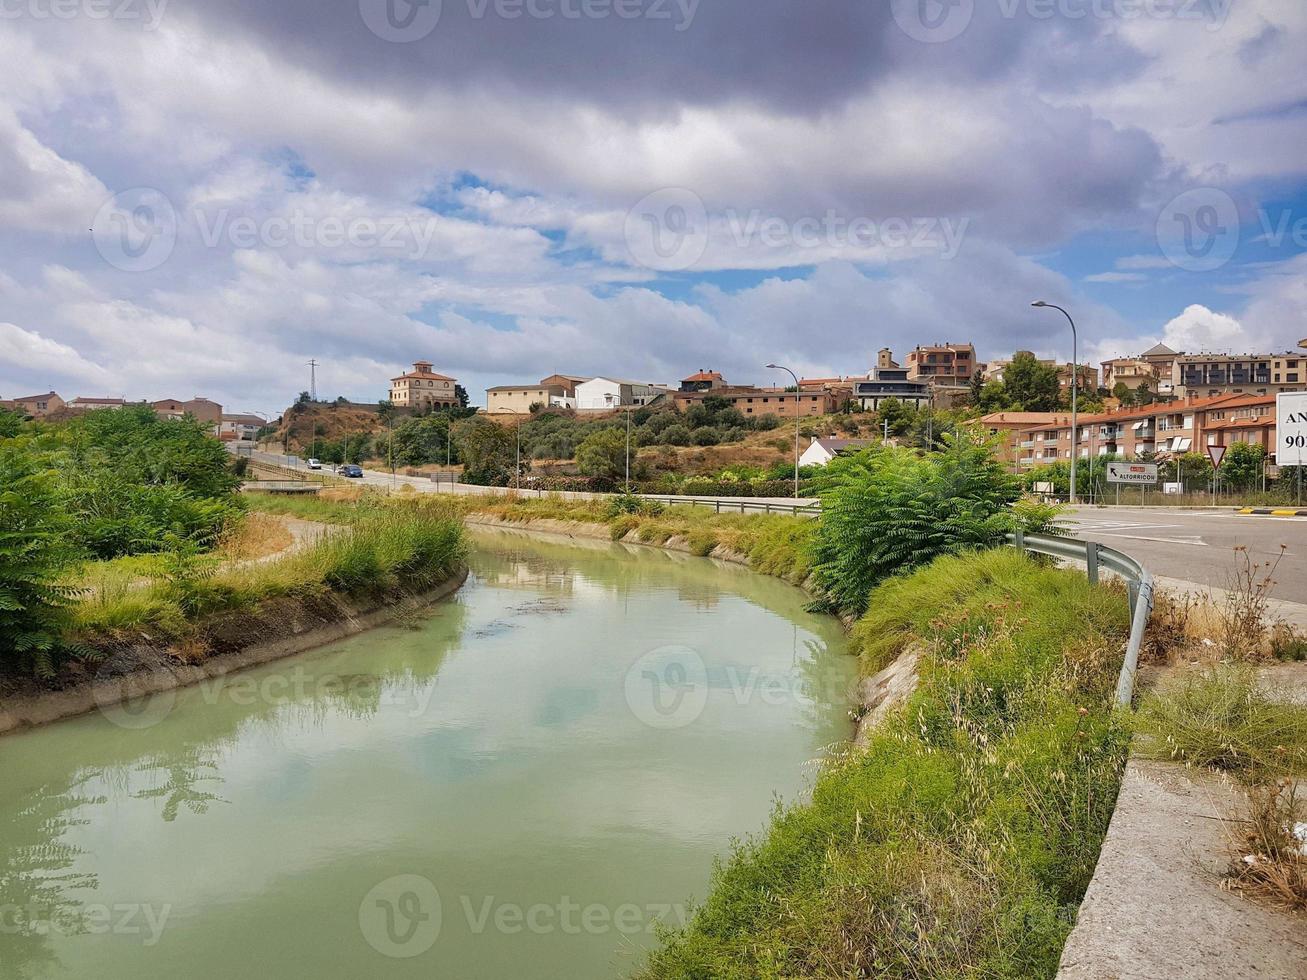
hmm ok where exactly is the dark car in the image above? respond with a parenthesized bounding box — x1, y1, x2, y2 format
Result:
(340, 464, 364, 478)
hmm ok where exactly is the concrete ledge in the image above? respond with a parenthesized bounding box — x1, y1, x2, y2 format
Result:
(1057, 757, 1307, 980)
(0, 568, 468, 737)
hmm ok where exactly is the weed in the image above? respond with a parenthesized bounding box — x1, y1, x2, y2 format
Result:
(1216, 545, 1286, 660)
(1228, 780, 1307, 911)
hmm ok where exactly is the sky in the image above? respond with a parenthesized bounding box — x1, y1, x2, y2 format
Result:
(1, 0, 1305, 416)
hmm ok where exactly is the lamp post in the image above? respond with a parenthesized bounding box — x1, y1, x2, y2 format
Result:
(766, 363, 801, 498)
(1032, 301, 1079, 504)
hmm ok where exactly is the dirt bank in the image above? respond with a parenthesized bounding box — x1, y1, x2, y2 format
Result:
(0, 568, 468, 737)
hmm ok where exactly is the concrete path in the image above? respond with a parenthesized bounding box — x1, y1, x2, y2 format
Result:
(1058, 757, 1307, 980)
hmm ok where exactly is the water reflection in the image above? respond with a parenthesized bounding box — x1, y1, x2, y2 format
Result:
(0, 527, 855, 980)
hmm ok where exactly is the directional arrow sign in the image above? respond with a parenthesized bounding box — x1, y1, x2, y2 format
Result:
(1206, 444, 1227, 468)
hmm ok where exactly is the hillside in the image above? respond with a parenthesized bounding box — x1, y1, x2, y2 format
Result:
(267, 400, 389, 452)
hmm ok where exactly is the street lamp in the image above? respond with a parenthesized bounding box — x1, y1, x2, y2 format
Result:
(766, 363, 801, 499)
(1032, 301, 1079, 504)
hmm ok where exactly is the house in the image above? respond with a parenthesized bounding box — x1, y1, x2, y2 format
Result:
(220, 414, 265, 442)
(485, 383, 570, 415)
(799, 437, 875, 467)
(679, 369, 727, 393)
(67, 396, 126, 411)
(853, 352, 931, 411)
(390, 361, 459, 411)
(537, 374, 590, 398)
(152, 397, 223, 425)
(9, 391, 65, 417)
(905, 343, 982, 386)
(574, 378, 671, 411)
(673, 386, 836, 418)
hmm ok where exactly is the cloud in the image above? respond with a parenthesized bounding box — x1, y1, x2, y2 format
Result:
(1085, 272, 1147, 283)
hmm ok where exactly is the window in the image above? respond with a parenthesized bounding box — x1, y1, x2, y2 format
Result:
(1290, 373, 1300, 383)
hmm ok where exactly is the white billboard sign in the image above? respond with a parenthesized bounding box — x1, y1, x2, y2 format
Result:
(1106, 461, 1158, 485)
(1277, 391, 1307, 466)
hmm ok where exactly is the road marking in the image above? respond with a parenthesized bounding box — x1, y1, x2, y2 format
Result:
(1087, 532, 1208, 546)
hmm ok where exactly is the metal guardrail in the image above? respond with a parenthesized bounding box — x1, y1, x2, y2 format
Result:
(1007, 531, 1154, 707)
(640, 495, 822, 518)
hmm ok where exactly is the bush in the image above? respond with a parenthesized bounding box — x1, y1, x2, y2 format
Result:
(691, 426, 720, 446)
(0, 449, 83, 675)
(809, 431, 1053, 615)
(661, 424, 692, 446)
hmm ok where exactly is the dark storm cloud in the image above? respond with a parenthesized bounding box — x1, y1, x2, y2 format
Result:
(169, 0, 1135, 116)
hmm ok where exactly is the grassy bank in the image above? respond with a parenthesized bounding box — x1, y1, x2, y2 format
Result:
(68, 502, 466, 642)
(639, 548, 1132, 979)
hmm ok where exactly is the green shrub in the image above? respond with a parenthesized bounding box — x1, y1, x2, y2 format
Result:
(0, 449, 84, 675)
(809, 431, 1056, 615)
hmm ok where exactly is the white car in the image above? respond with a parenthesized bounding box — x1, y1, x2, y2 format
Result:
(307, 458, 322, 470)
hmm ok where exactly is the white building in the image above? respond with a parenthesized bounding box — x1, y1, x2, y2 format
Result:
(221, 414, 265, 442)
(574, 377, 671, 411)
(799, 437, 875, 467)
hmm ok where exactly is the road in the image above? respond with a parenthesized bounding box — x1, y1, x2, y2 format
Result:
(1065, 506, 1307, 604)
(235, 448, 1304, 603)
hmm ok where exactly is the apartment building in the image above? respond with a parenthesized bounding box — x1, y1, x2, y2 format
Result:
(980, 412, 1064, 469)
(853, 361, 931, 411)
(1168, 352, 1307, 399)
(1100, 357, 1160, 394)
(390, 361, 459, 411)
(1008, 393, 1283, 470)
(905, 343, 981, 386)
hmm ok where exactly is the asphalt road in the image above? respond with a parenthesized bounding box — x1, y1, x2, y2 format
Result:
(1065, 506, 1307, 604)
(236, 448, 1305, 603)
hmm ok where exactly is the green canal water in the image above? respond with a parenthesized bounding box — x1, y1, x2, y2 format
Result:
(0, 529, 857, 979)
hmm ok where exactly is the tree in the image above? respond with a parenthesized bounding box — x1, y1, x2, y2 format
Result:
(968, 370, 985, 406)
(0, 447, 82, 676)
(1112, 381, 1135, 407)
(576, 428, 628, 482)
(1220, 442, 1266, 491)
(377, 400, 397, 424)
(454, 384, 470, 409)
(1003, 351, 1061, 412)
(453, 417, 517, 485)
(874, 397, 917, 437)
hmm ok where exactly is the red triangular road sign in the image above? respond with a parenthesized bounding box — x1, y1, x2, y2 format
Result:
(1206, 445, 1227, 468)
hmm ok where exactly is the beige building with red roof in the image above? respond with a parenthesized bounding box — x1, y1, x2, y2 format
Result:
(390, 361, 459, 411)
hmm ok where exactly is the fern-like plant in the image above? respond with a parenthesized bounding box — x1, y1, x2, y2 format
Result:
(808, 428, 1050, 615)
(0, 447, 84, 676)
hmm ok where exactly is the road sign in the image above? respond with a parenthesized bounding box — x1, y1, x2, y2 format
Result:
(1206, 444, 1226, 468)
(1278, 391, 1307, 466)
(1106, 461, 1158, 485)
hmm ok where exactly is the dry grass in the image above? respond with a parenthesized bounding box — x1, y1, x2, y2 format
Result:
(216, 512, 295, 561)
(1228, 780, 1307, 911)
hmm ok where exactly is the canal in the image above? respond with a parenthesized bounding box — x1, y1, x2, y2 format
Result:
(0, 528, 857, 979)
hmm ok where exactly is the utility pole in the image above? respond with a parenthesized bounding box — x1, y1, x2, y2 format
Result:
(625, 408, 632, 493)
(307, 359, 319, 402)
(766, 364, 802, 498)
(1032, 302, 1078, 504)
